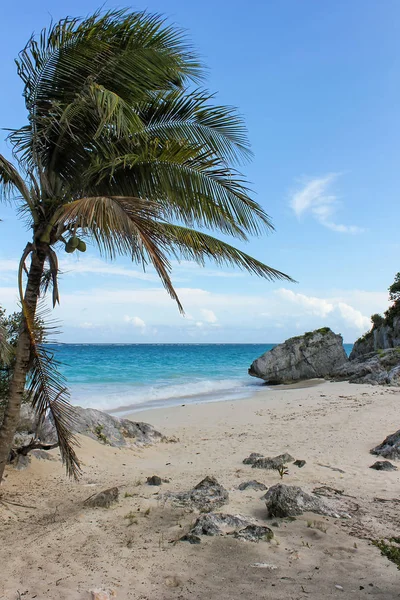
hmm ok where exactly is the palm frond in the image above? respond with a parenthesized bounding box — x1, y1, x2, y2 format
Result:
(154, 223, 295, 282)
(0, 154, 30, 202)
(138, 89, 253, 164)
(40, 249, 60, 307)
(53, 195, 184, 311)
(0, 323, 11, 366)
(85, 143, 272, 237)
(11, 9, 202, 175)
(23, 304, 81, 478)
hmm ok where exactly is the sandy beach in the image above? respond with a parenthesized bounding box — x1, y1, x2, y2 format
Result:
(1, 380, 400, 599)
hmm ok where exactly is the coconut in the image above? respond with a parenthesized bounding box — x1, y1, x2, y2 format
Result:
(65, 244, 75, 253)
(69, 236, 80, 249)
(77, 240, 86, 252)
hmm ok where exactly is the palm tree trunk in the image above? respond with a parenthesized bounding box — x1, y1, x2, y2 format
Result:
(0, 243, 46, 483)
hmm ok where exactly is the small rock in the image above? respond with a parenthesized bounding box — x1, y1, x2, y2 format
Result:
(179, 533, 201, 544)
(181, 513, 256, 542)
(238, 480, 267, 491)
(232, 525, 274, 542)
(369, 461, 398, 471)
(251, 563, 277, 569)
(147, 475, 162, 485)
(335, 585, 344, 591)
(252, 453, 294, 470)
(243, 452, 264, 465)
(293, 459, 306, 468)
(165, 575, 182, 588)
(162, 476, 229, 513)
(85, 487, 119, 508)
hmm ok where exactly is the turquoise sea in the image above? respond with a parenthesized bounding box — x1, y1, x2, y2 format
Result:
(52, 343, 354, 414)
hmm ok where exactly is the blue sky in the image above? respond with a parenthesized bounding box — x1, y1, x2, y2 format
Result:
(0, 0, 399, 343)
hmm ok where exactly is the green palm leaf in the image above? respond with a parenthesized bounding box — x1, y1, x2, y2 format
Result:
(24, 306, 81, 478)
(153, 223, 295, 282)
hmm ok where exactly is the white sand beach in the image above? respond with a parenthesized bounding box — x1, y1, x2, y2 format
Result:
(1, 380, 400, 599)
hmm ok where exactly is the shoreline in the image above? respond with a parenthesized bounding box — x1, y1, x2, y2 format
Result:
(2, 380, 399, 599)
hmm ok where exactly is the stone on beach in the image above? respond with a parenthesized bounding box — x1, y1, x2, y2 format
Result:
(249, 328, 348, 384)
(162, 476, 229, 513)
(180, 513, 273, 543)
(12, 404, 165, 466)
(84, 487, 119, 508)
(369, 461, 398, 471)
(237, 480, 267, 491)
(243, 452, 294, 470)
(147, 475, 162, 485)
(333, 349, 400, 386)
(370, 429, 400, 460)
(264, 484, 347, 518)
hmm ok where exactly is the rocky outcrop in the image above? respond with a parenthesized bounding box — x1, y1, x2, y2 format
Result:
(332, 348, 400, 386)
(14, 404, 165, 450)
(249, 328, 348, 384)
(350, 316, 400, 360)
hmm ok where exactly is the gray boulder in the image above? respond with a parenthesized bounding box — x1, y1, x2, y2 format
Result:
(370, 429, 400, 460)
(14, 404, 164, 449)
(332, 348, 400, 386)
(249, 328, 348, 384)
(264, 484, 346, 518)
(163, 476, 229, 513)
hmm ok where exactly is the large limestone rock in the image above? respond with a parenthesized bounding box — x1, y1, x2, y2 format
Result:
(249, 328, 348, 384)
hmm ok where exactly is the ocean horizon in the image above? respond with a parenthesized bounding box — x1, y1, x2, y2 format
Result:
(52, 342, 354, 414)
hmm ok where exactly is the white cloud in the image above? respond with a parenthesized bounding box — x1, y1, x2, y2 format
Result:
(200, 308, 218, 323)
(60, 257, 160, 281)
(277, 289, 334, 317)
(79, 322, 94, 329)
(124, 315, 146, 331)
(275, 288, 371, 332)
(290, 174, 364, 234)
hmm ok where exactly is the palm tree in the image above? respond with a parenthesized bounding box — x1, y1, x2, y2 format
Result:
(0, 10, 292, 482)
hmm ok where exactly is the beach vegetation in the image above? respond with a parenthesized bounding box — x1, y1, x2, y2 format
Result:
(372, 538, 400, 570)
(93, 423, 109, 444)
(124, 511, 139, 526)
(0, 9, 292, 482)
(276, 465, 289, 479)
